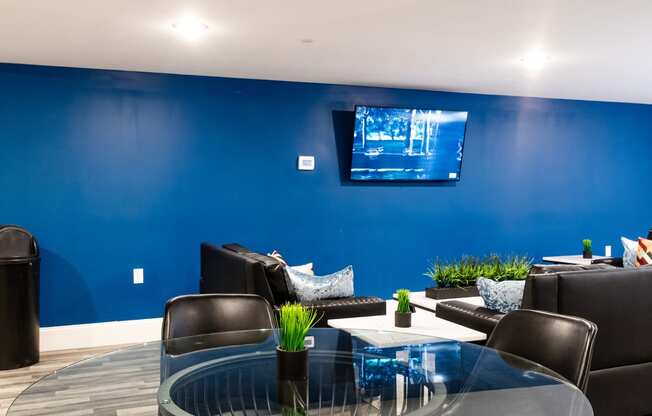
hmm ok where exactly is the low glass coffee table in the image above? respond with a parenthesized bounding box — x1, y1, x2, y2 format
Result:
(8, 328, 593, 416)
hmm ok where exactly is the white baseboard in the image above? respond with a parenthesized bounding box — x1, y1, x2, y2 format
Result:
(40, 317, 163, 352)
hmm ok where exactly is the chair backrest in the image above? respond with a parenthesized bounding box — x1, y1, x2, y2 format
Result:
(162, 294, 276, 340)
(486, 309, 597, 392)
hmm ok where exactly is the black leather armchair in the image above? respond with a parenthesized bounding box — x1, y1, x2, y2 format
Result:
(199, 243, 386, 327)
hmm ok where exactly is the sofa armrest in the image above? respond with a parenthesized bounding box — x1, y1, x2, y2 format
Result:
(436, 300, 504, 335)
(591, 257, 623, 267)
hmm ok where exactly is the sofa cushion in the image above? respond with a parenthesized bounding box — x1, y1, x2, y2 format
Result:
(240, 252, 294, 304)
(436, 300, 504, 335)
(301, 296, 386, 327)
(199, 244, 276, 305)
(555, 267, 652, 370)
(587, 362, 652, 416)
(530, 263, 616, 274)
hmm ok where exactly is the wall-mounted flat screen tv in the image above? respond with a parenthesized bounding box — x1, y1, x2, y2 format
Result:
(351, 106, 468, 181)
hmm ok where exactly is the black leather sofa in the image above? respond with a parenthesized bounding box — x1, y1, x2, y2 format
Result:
(436, 264, 652, 416)
(199, 242, 386, 327)
(436, 263, 618, 334)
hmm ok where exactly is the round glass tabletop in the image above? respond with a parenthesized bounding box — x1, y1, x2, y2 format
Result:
(8, 328, 593, 416)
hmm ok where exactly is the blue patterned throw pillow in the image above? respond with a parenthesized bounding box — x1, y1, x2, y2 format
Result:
(476, 277, 525, 314)
(621, 236, 638, 269)
(284, 265, 354, 302)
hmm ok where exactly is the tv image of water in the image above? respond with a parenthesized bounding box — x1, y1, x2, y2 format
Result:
(351, 106, 468, 181)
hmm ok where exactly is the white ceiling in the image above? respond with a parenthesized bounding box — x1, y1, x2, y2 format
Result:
(2, 0, 652, 104)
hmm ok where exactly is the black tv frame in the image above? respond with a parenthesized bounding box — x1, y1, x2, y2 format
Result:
(349, 104, 469, 182)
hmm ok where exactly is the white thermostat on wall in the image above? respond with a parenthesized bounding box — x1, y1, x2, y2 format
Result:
(297, 155, 315, 171)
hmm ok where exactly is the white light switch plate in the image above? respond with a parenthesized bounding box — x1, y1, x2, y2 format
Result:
(298, 155, 315, 171)
(304, 336, 315, 348)
(133, 268, 144, 284)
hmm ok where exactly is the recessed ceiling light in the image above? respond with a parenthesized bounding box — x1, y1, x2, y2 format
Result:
(172, 16, 208, 41)
(520, 50, 549, 71)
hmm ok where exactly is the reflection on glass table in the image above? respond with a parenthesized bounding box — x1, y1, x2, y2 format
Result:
(8, 329, 593, 416)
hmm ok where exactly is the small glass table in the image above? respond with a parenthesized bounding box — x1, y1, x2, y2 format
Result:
(8, 328, 593, 416)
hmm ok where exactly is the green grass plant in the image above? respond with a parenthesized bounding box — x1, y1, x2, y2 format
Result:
(583, 239, 592, 252)
(396, 289, 411, 314)
(425, 255, 532, 287)
(278, 303, 319, 352)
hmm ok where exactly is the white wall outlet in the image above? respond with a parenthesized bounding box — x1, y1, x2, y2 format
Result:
(297, 155, 315, 171)
(133, 268, 144, 284)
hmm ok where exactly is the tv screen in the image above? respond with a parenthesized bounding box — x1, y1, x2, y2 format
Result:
(351, 106, 468, 181)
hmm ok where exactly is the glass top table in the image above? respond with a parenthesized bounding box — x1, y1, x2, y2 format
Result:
(8, 328, 593, 416)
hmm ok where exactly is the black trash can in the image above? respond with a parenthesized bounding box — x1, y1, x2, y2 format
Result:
(0, 225, 40, 370)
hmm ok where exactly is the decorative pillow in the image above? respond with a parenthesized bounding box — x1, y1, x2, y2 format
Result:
(290, 262, 314, 275)
(268, 250, 314, 275)
(476, 277, 525, 314)
(635, 238, 652, 267)
(621, 237, 638, 269)
(284, 266, 354, 302)
(268, 250, 288, 266)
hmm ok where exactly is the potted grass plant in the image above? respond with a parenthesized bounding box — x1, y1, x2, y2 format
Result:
(425, 255, 532, 299)
(424, 256, 481, 300)
(277, 303, 319, 381)
(395, 289, 413, 328)
(583, 239, 593, 259)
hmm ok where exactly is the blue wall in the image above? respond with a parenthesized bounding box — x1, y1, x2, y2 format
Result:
(1, 63, 650, 327)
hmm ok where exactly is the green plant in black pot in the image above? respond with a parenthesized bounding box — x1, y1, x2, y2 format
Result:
(583, 239, 592, 259)
(424, 256, 478, 288)
(277, 303, 319, 381)
(425, 255, 532, 299)
(424, 256, 481, 300)
(395, 289, 413, 328)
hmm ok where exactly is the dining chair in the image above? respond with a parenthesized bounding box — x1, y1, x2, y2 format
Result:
(162, 293, 276, 340)
(486, 309, 598, 392)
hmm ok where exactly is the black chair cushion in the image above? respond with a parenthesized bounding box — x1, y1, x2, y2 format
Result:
(436, 300, 504, 335)
(300, 296, 386, 327)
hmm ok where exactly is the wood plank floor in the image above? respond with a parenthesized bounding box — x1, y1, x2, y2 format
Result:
(0, 346, 154, 416)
